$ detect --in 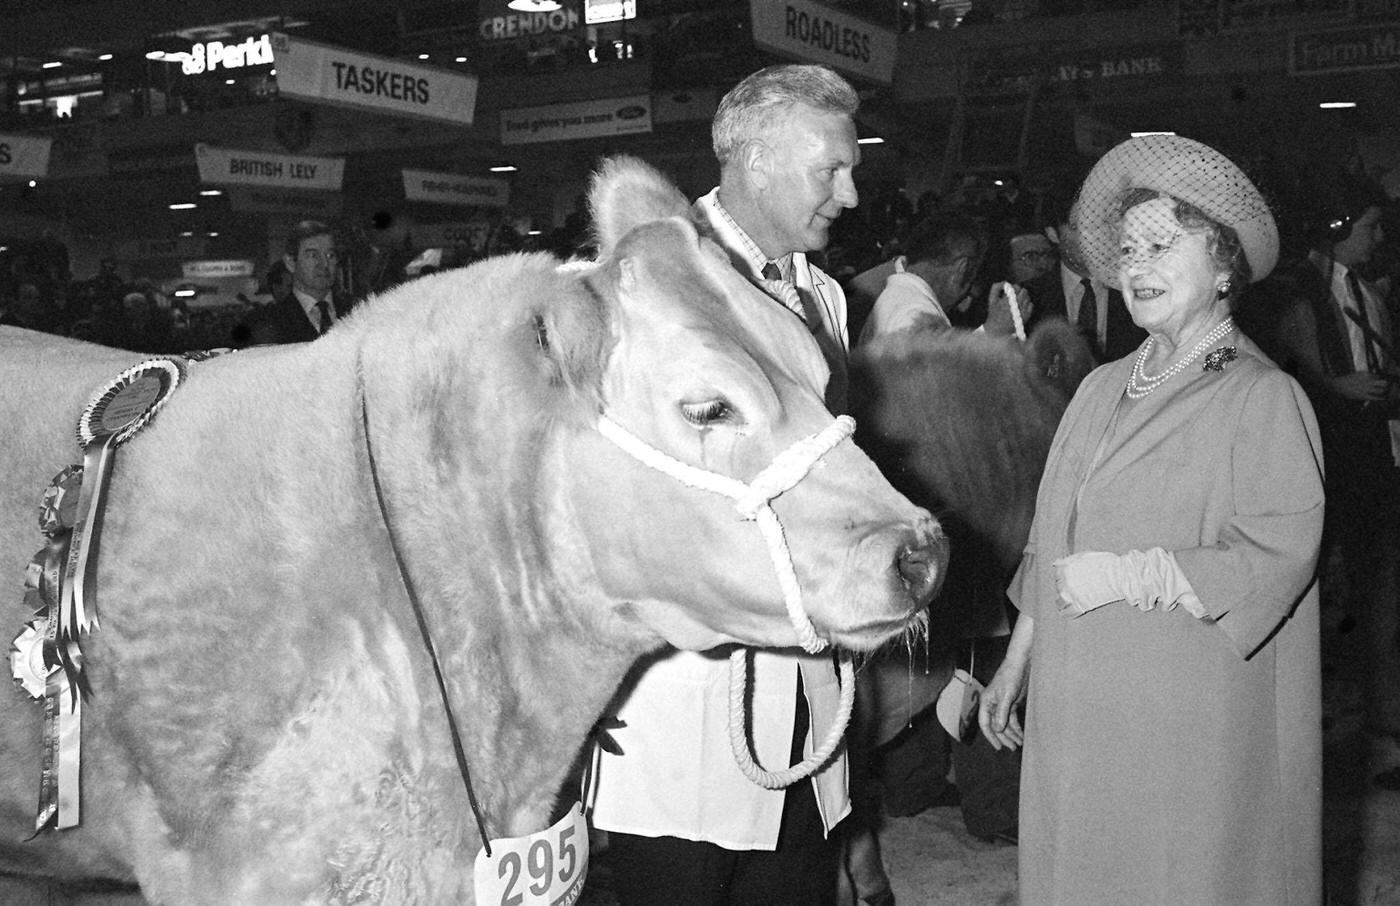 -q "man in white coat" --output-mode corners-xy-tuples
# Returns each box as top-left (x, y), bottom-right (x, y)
(590, 64), (861, 906)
